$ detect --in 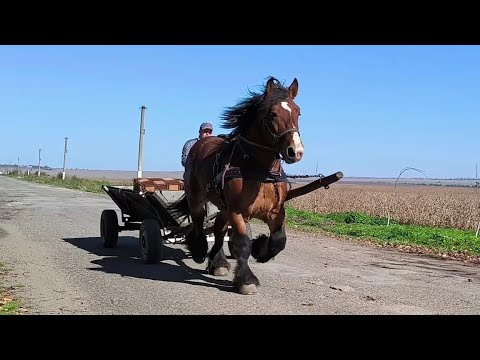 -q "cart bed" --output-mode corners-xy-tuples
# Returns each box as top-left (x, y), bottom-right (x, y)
(102, 185), (189, 229)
